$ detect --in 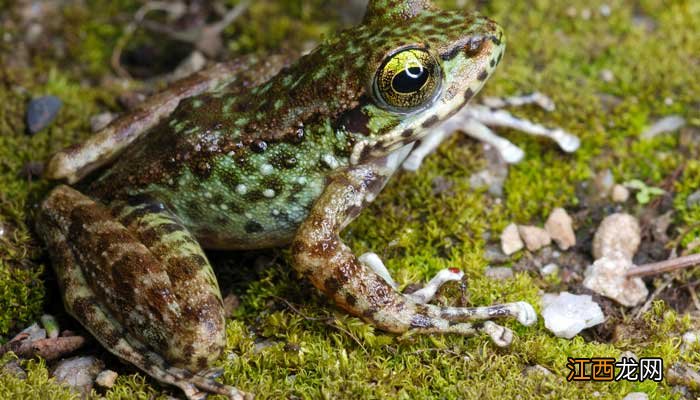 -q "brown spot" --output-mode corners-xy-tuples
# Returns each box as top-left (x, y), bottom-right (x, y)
(345, 293), (357, 306)
(421, 115), (439, 128)
(324, 277), (342, 297)
(477, 69), (489, 81)
(464, 88), (475, 102)
(401, 128), (414, 138)
(197, 356), (209, 369)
